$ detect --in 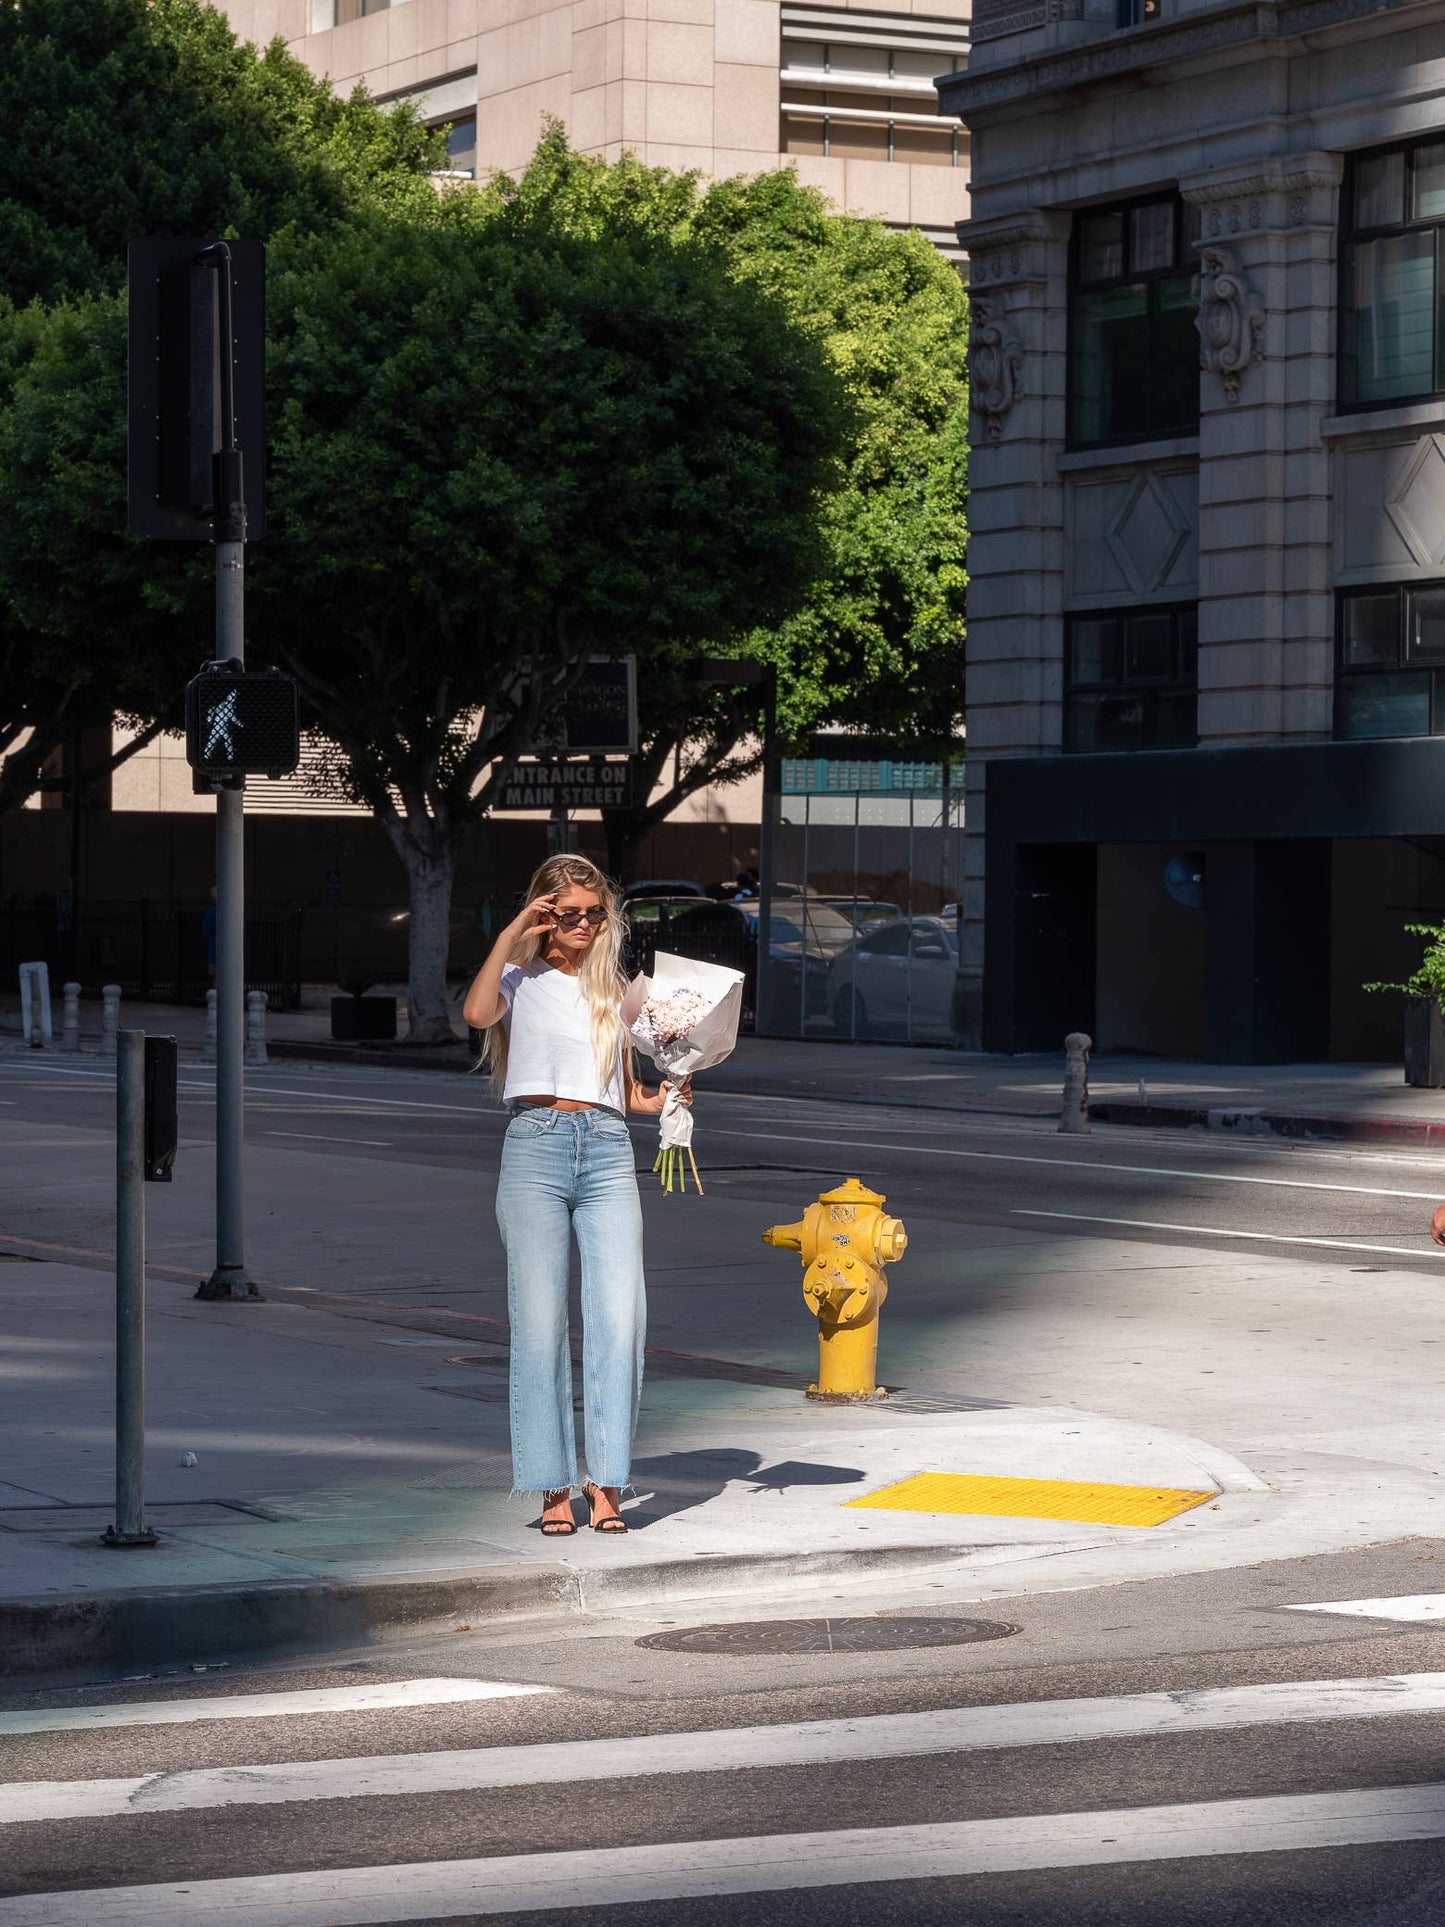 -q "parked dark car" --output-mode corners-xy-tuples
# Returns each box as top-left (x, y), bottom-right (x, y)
(648, 897), (854, 1028)
(618, 879), (705, 905)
